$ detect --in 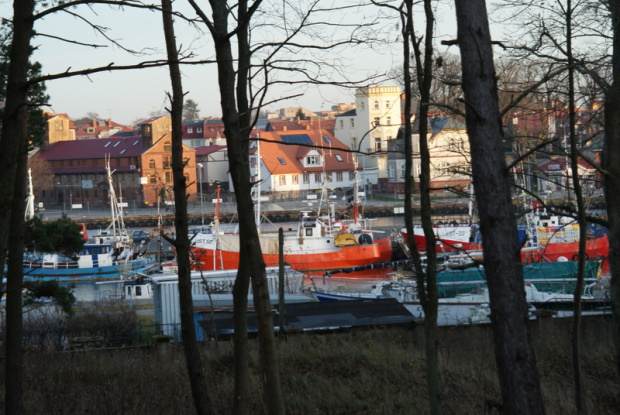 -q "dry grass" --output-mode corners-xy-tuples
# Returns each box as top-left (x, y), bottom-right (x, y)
(1, 316), (618, 414)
